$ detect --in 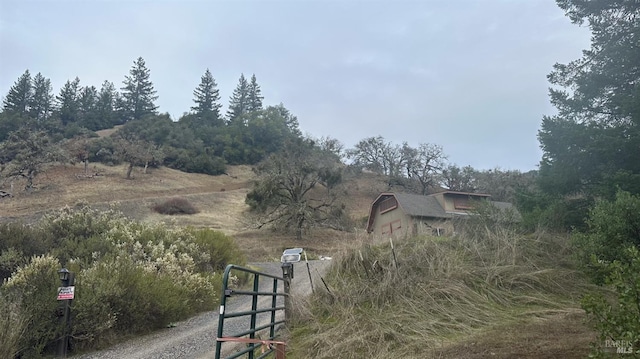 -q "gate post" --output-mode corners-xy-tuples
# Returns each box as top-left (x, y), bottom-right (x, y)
(281, 262), (292, 322)
(280, 247), (303, 323)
